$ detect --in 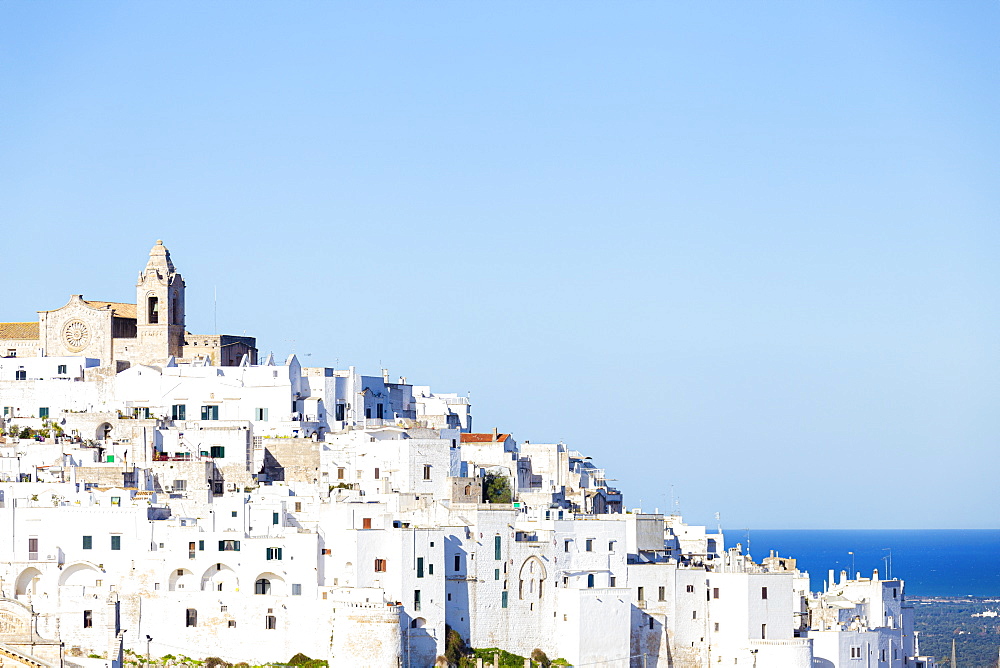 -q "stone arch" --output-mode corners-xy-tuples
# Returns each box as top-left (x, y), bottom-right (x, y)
(168, 567), (196, 591)
(253, 572), (285, 596)
(518, 556), (547, 600)
(96, 422), (113, 441)
(15, 567), (42, 595)
(199, 563), (239, 592)
(58, 562), (102, 587)
(410, 617), (426, 629)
